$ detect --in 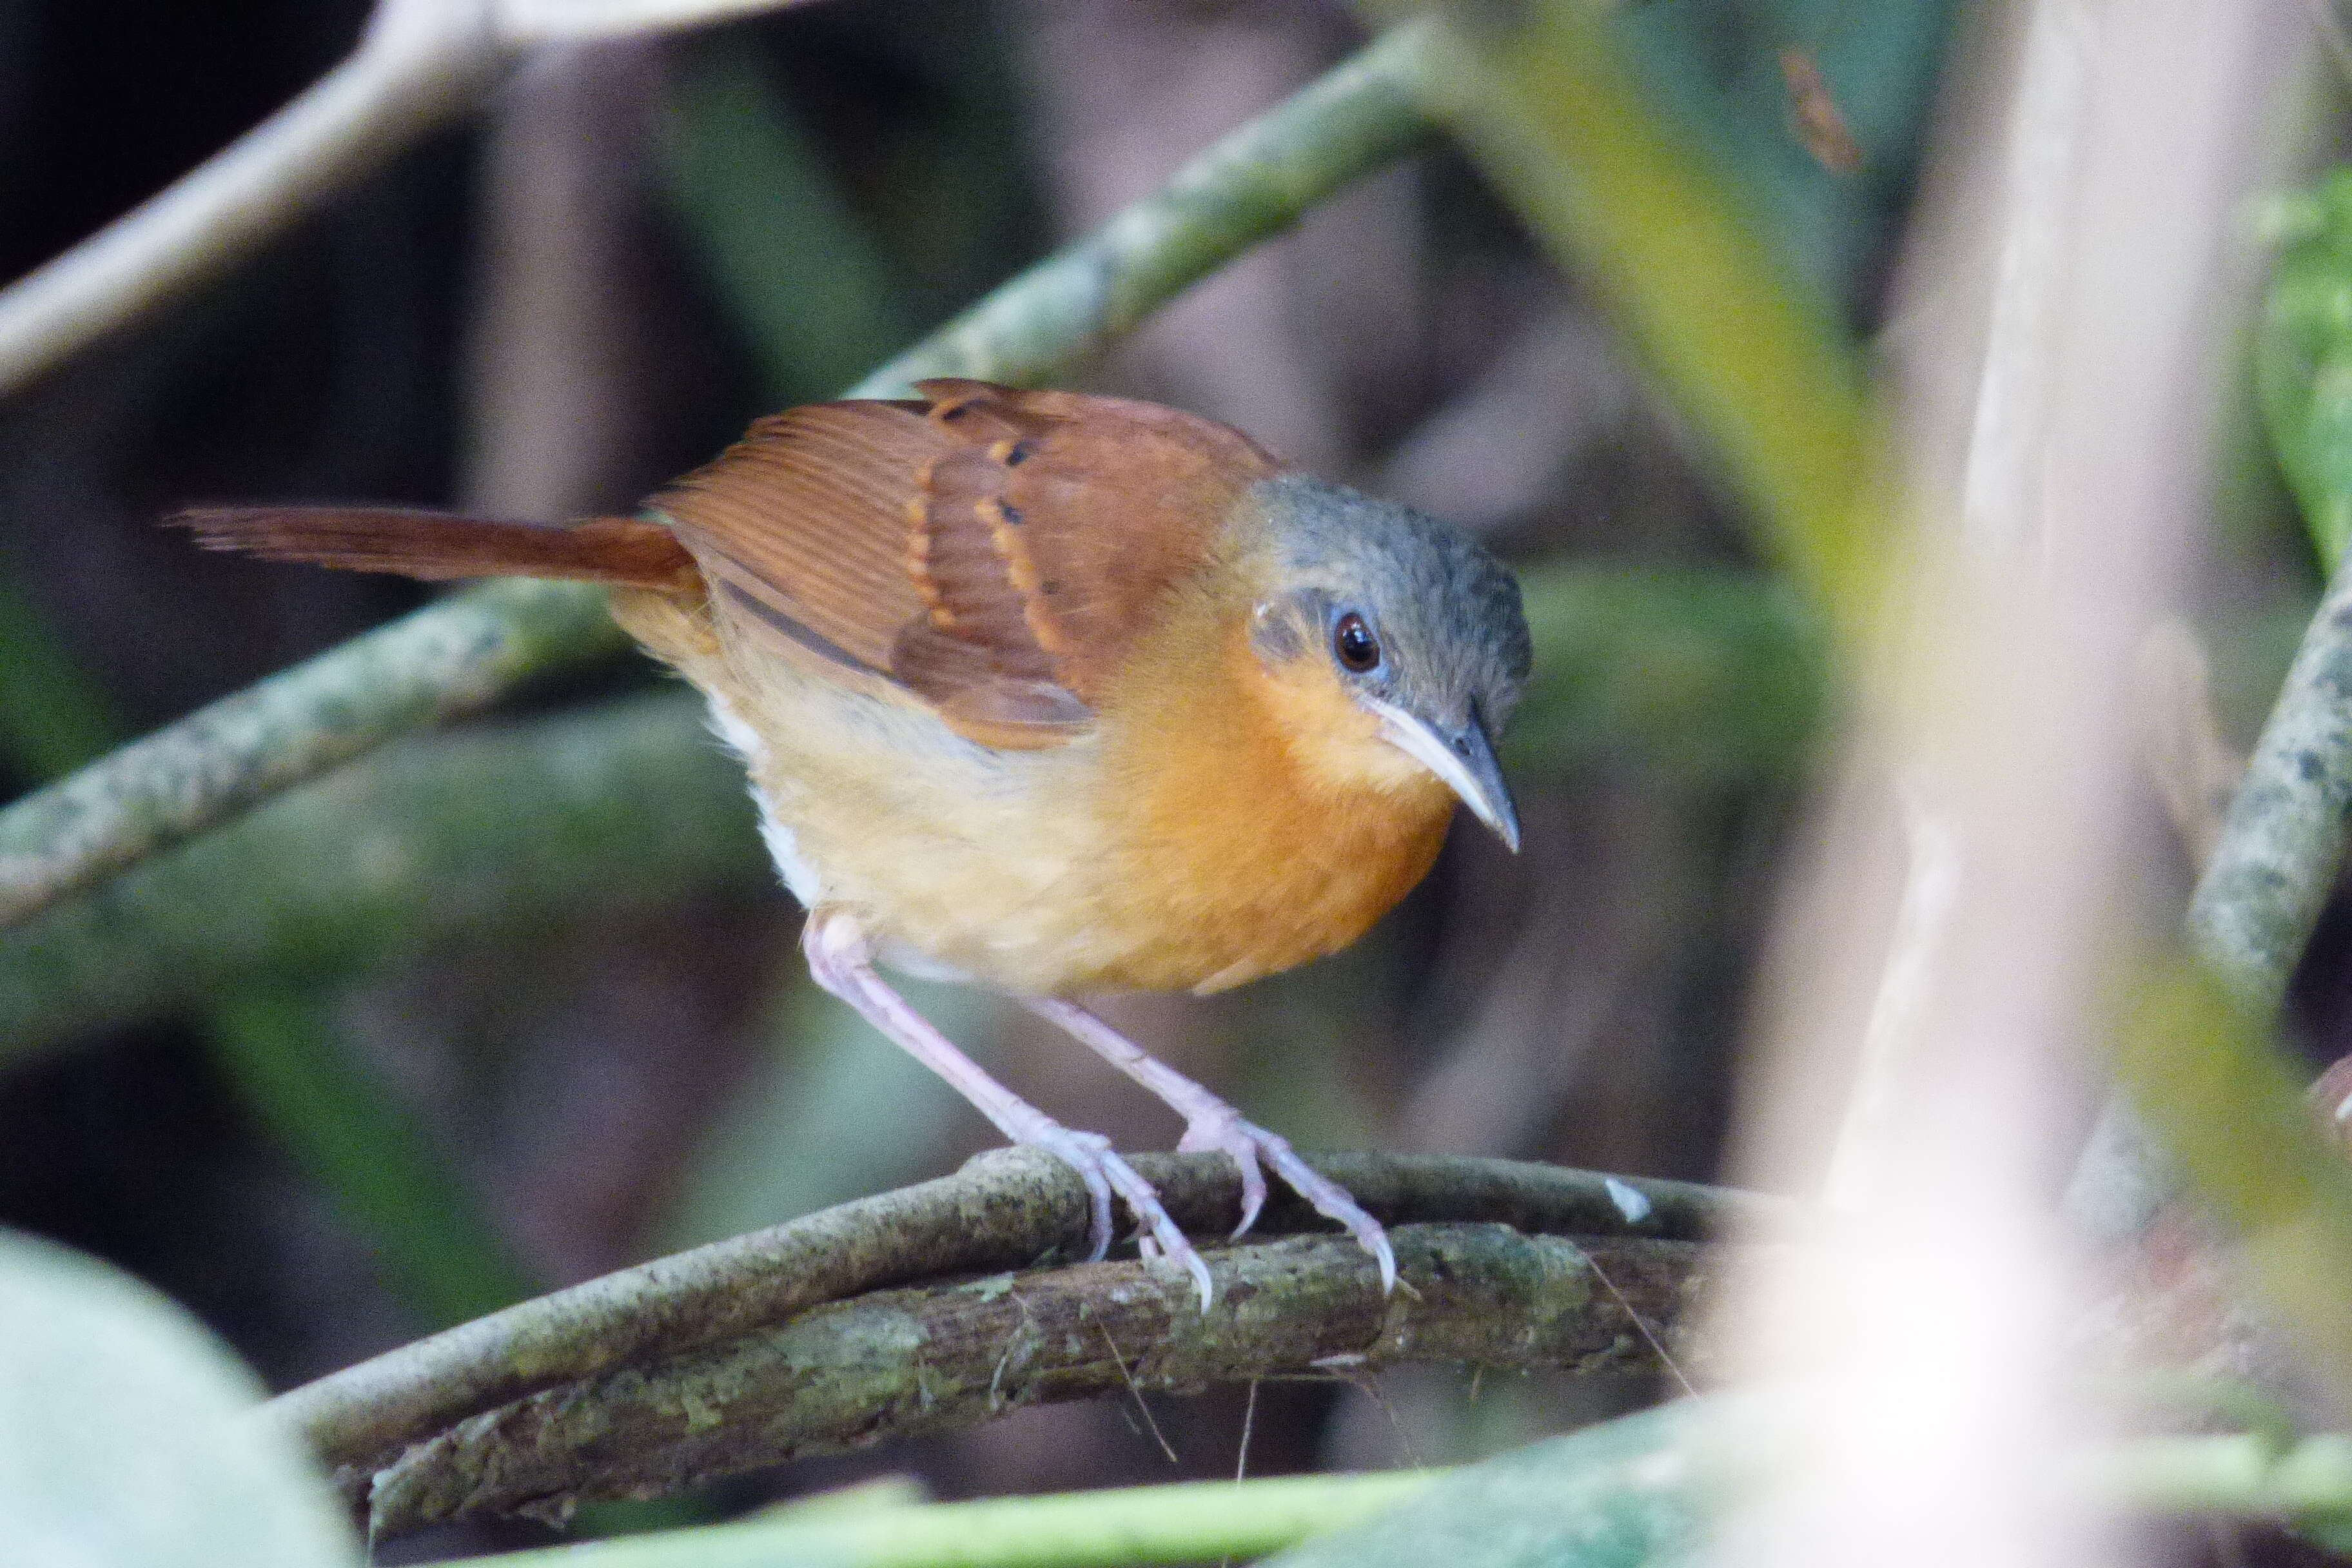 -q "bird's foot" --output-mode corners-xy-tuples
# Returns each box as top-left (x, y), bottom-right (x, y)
(799, 910), (1215, 1309)
(1020, 995), (1399, 1295)
(1017, 1123), (1213, 1309)
(1176, 1109), (1396, 1293)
